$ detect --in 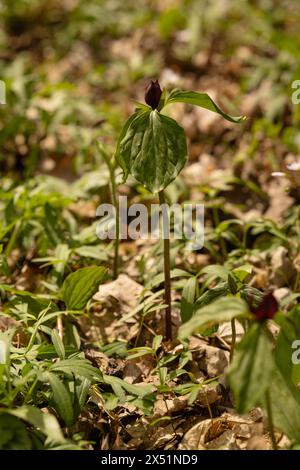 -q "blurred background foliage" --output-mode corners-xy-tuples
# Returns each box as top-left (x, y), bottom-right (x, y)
(1, 0), (300, 177)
